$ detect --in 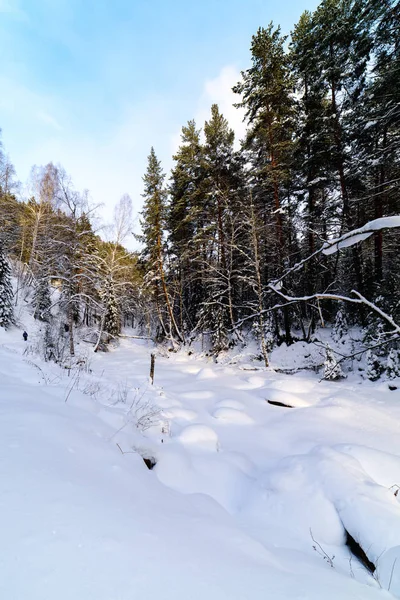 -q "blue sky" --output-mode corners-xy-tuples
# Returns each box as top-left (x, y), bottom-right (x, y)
(0, 0), (320, 229)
